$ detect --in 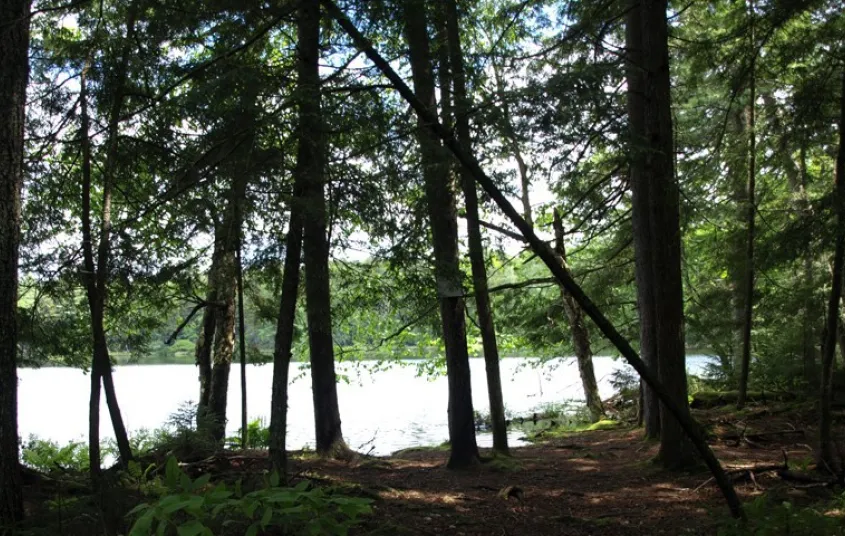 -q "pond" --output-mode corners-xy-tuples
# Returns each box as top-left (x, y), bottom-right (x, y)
(18, 356), (713, 455)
